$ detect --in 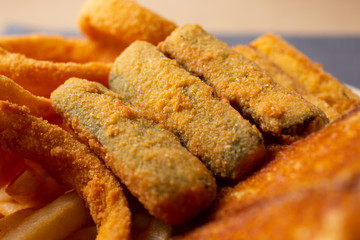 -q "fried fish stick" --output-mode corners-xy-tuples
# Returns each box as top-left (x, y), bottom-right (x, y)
(78, 0), (177, 45)
(0, 34), (128, 63)
(233, 44), (340, 121)
(175, 175), (360, 240)
(250, 33), (360, 114)
(0, 75), (60, 123)
(0, 101), (131, 240)
(51, 78), (216, 224)
(109, 41), (265, 180)
(0, 47), (111, 97)
(159, 24), (328, 143)
(211, 106), (360, 221)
